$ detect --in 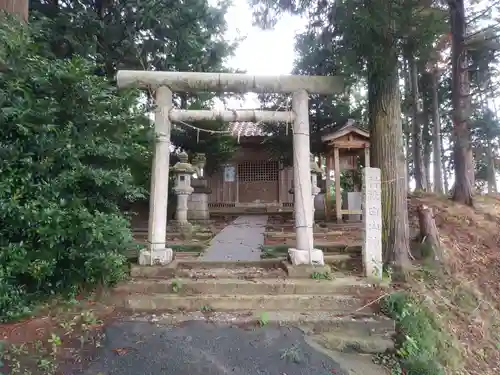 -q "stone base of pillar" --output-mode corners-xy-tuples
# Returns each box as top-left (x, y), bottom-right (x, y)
(287, 248), (325, 266)
(139, 248), (173, 265)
